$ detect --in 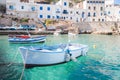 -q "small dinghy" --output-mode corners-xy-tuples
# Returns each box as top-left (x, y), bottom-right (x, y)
(19, 43), (88, 67)
(8, 35), (46, 43)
